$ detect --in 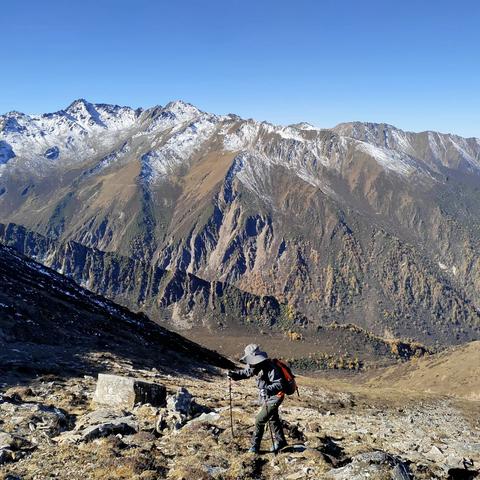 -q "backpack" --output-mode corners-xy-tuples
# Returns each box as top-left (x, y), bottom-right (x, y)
(273, 359), (299, 396)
